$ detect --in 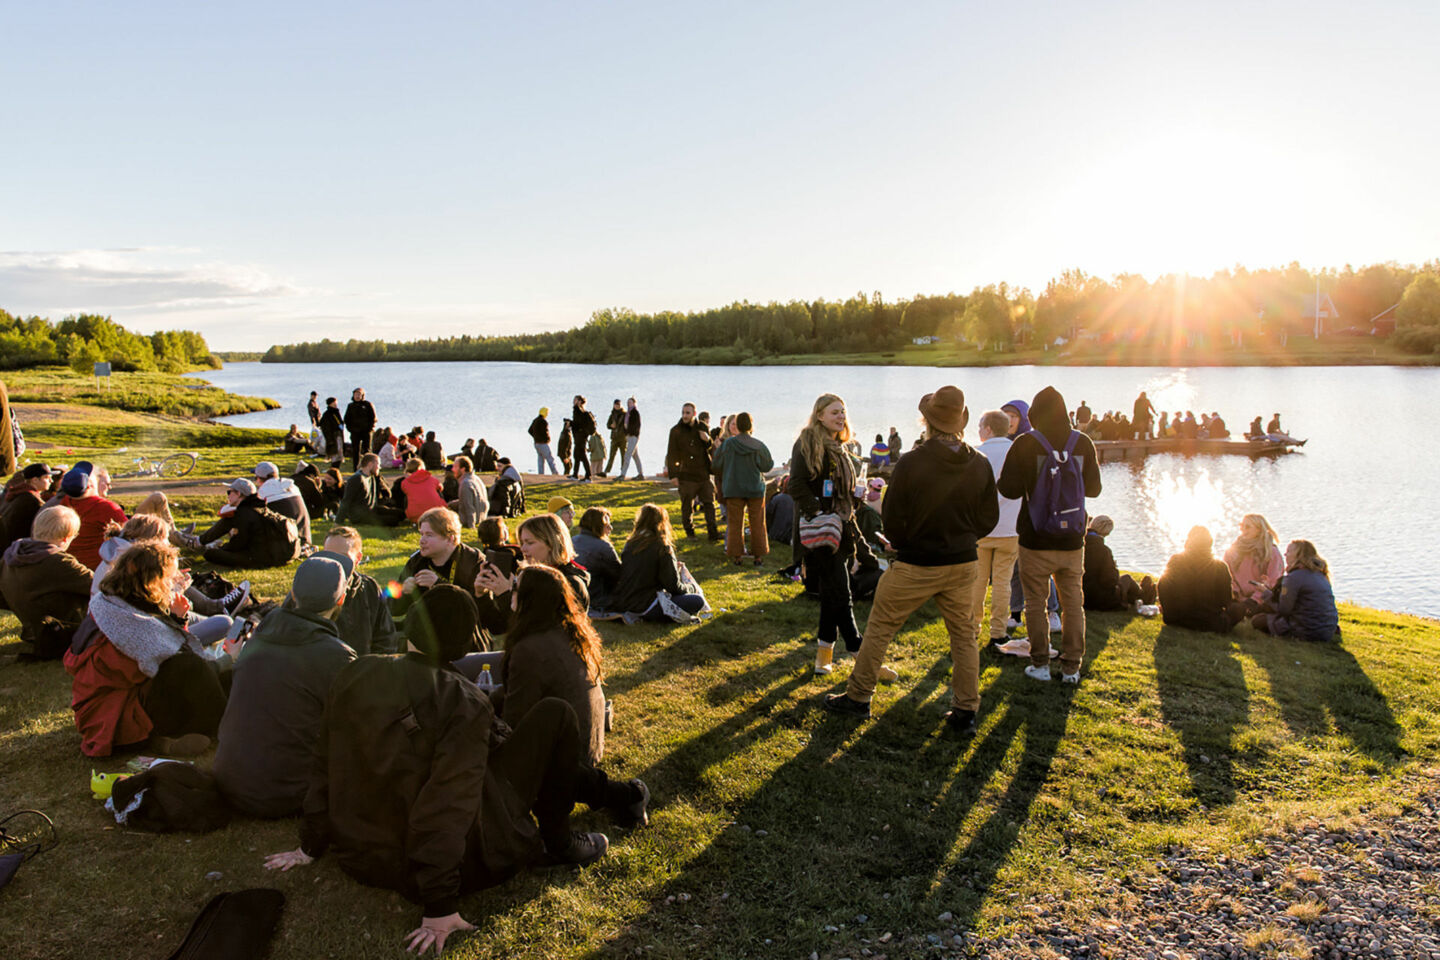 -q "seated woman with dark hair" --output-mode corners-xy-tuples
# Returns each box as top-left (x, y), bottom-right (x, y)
(612, 503), (706, 622)
(64, 540), (228, 757)
(1158, 526), (1240, 633)
(1252, 539), (1340, 642)
(572, 507), (622, 611)
(1081, 515), (1156, 611)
